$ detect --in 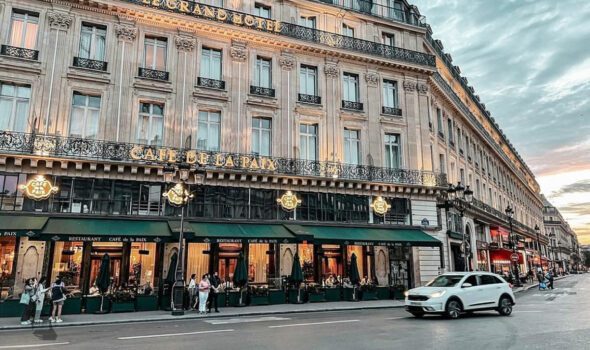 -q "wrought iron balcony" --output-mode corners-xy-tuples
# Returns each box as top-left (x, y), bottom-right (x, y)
(298, 94), (321, 105)
(250, 85), (276, 98)
(315, 0), (424, 28)
(73, 57), (108, 71)
(197, 77), (225, 90)
(0, 130), (447, 188)
(382, 106), (402, 116)
(342, 100), (363, 111)
(138, 67), (169, 81)
(0, 45), (38, 61)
